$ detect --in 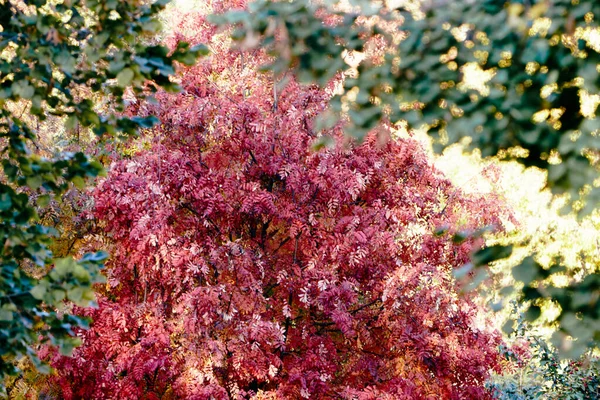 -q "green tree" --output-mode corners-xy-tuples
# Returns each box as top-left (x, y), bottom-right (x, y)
(212, 0), (600, 356)
(0, 0), (205, 384)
